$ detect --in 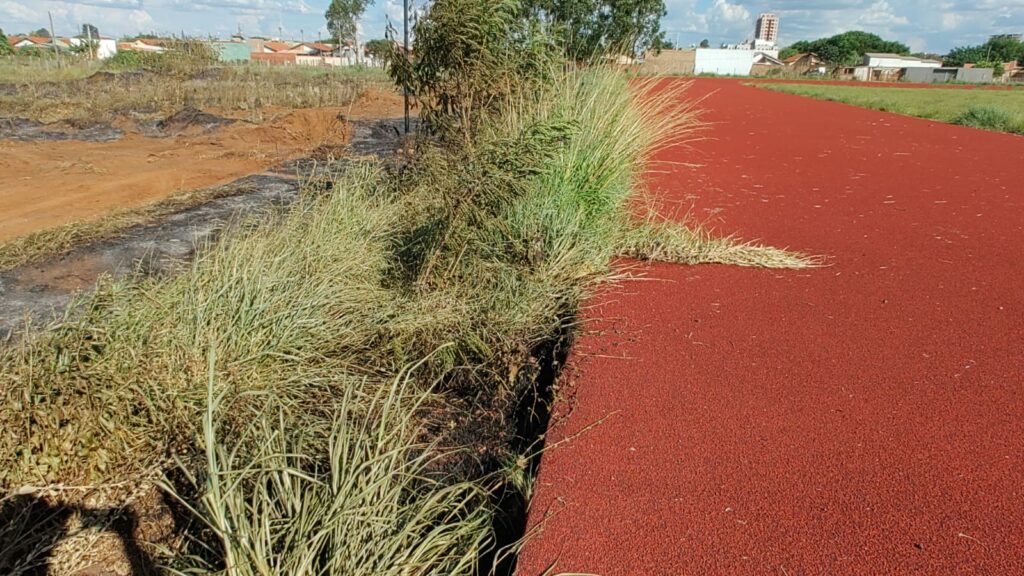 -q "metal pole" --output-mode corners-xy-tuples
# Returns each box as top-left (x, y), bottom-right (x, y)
(403, 0), (410, 134)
